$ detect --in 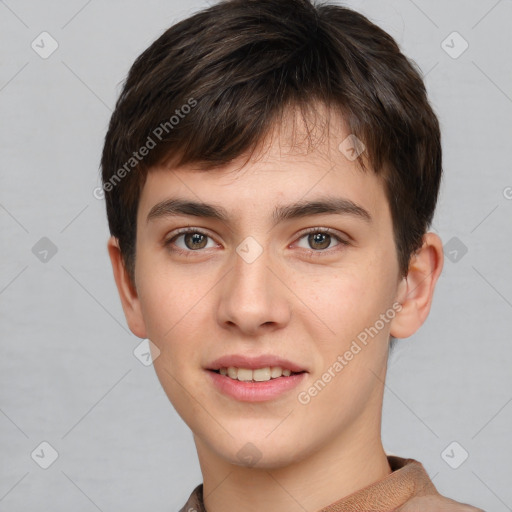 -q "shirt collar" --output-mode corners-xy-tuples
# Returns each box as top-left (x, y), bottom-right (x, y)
(179, 455), (439, 512)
